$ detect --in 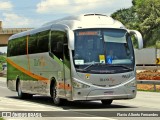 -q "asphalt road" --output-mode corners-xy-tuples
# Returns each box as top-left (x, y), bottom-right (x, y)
(0, 77), (160, 120)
